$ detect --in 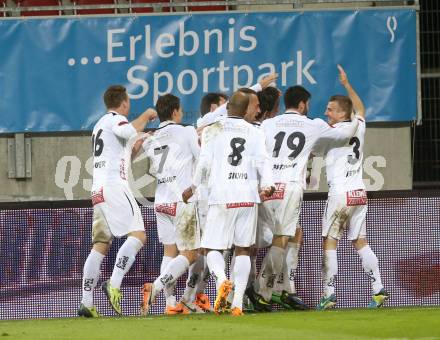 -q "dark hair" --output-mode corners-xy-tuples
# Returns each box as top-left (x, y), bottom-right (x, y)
(199, 93), (228, 116)
(284, 86), (311, 109)
(257, 87), (280, 119)
(103, 85), (128, 109)
(156, 94), (181, 122)
(329, 95), (353, 119)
